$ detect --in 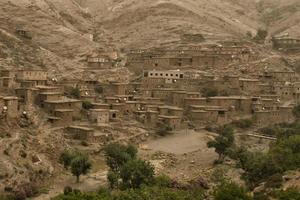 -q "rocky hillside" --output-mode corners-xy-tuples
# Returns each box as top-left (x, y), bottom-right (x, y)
(0, 0), (299, 73)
